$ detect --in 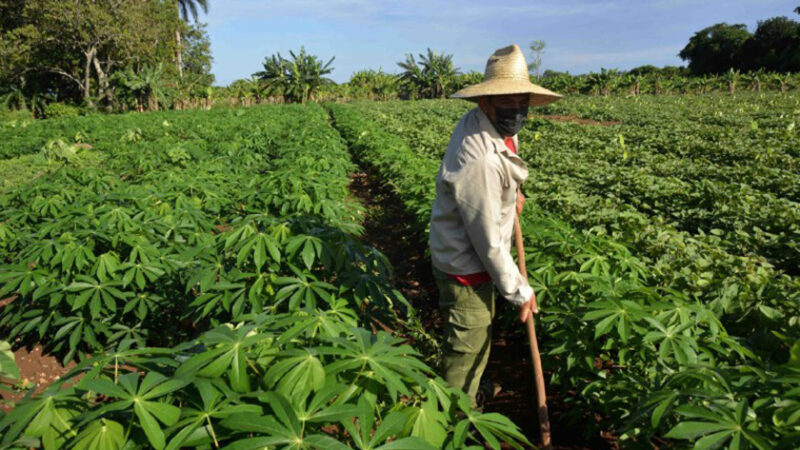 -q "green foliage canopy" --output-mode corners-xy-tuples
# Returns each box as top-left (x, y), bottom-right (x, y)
(679, 23), (752, 75)
(254, 46), (335, 104)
